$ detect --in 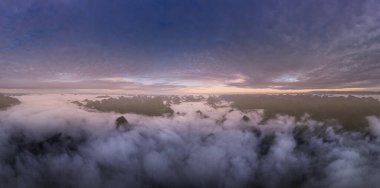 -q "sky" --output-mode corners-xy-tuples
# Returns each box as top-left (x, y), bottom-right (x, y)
(0, 0), (380, 94)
